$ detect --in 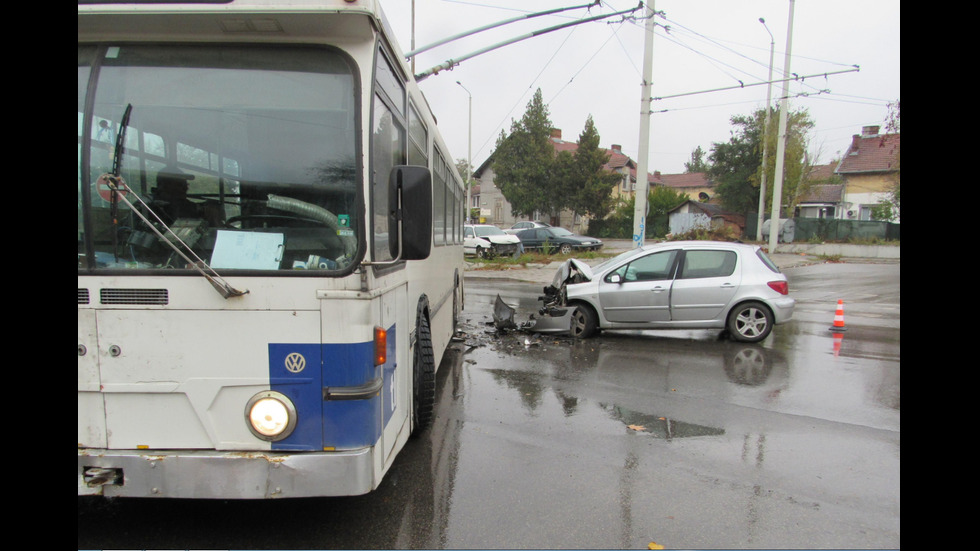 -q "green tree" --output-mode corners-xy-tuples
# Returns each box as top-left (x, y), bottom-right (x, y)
(873, 99), (900, 221)
(565, 116), (621, 219)
(597, 186), (687, 238)
(709, 106), (813, 216)
(684, 145), (710, 173)
(647, 185), (689, 236)
(492, 89), (563, 218)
